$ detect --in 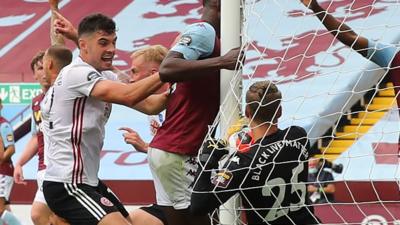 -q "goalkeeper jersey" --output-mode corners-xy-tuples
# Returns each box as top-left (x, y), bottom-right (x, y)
(191, 126), (320, 225)
(41, 57), (116, 186)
